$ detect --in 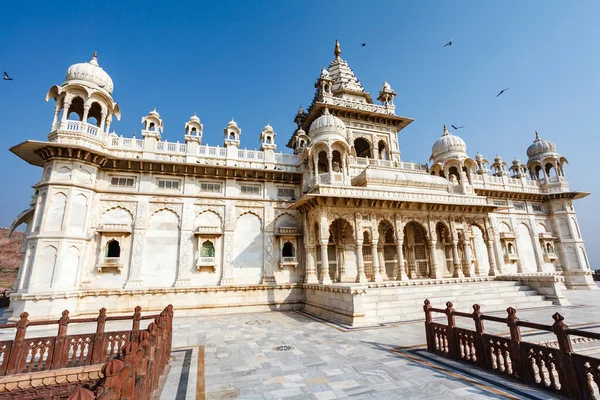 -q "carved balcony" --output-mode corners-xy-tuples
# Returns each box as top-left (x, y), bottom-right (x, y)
(196, 256), (216, 271)
(96, 257), (123, 274)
